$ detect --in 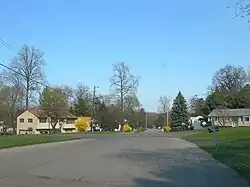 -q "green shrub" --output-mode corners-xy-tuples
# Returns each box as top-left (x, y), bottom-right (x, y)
(136, 127), (145, 132)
